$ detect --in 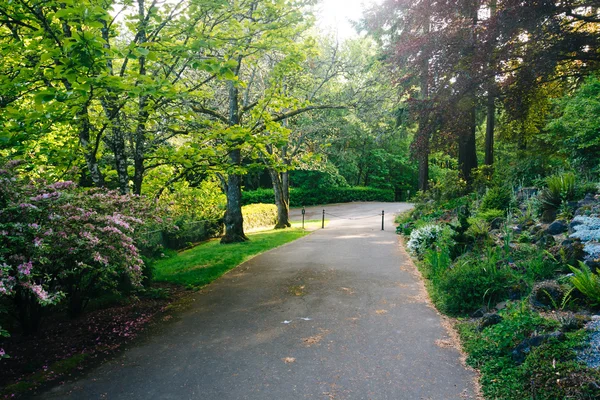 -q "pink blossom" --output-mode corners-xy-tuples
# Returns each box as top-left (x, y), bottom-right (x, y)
(33, 237), (43, 247)
(28, 223), (40, 229)
(93, 252), (108, 265)
(0, 348), (5, 357)
(19, 203), (38, 209)
(17, 261), (33, 275)
(48, 181), (75, 190)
